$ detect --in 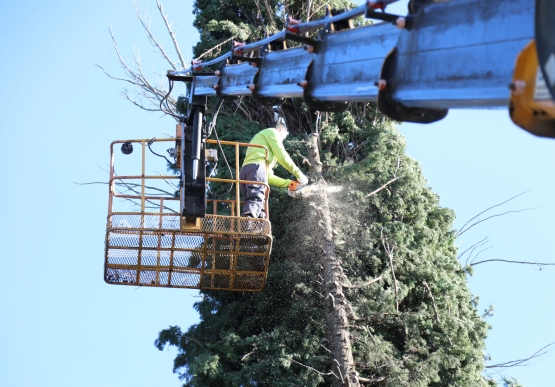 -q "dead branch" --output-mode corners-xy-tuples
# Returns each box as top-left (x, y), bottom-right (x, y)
(348, 138), (372, 160)
(343, 275), (382, 289)
(118, 185), (178, 213)
(73, 181), (176, 197)
(156, 0), (186, 68)
(134, 0), (177, 69)
(457, 236), (488, 261)
(422, 281), (441, 324)
(98, 24), (178, 119)
(120, 196), (178, 214)
(471, 259), (555, 267)
(75, 180), (178, 213)
(261, 0), (278, 30)
(481, 305), (494, 319)
(195, 36), (236, 61)
(348, 324), (368, 331)
(457, 191), (532, 237)
(122, 88), (162, 112)
(307, 2), (328, 22)
(468, 246), (494, 266)
(345, 302), (361, 321)
(364, 177), (399, 199)
(358, 375), (386, 383)
(287, 358), (338, 378)
(233, 98), (255, 121)
(95, 63), (139, 86)
(160, 176), (179, 190)
(241, 351), (256, 361)
(334, 359), (345, 384)
(485, 342), (555, 368)
(381, 229), (399, 312)
(458, 207), (540, 237)
(458, 191), (529, 233)
(183, 335), (205, 350)
(299, 155), (313, 170)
